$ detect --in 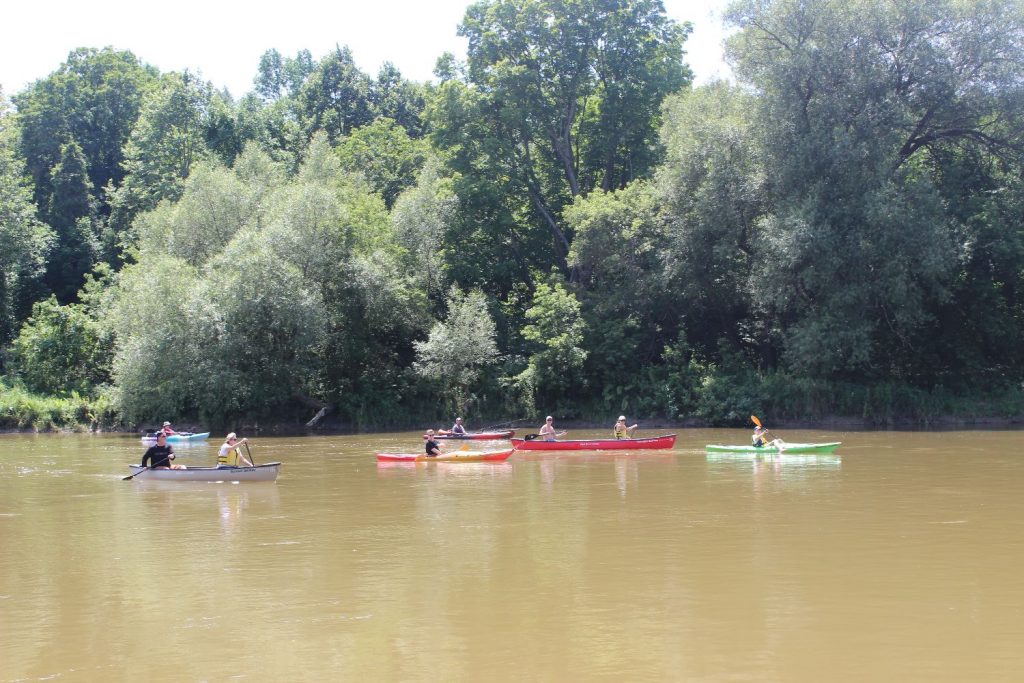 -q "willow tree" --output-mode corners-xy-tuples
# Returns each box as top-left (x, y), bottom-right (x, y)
(724, 0), (1024, 381)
